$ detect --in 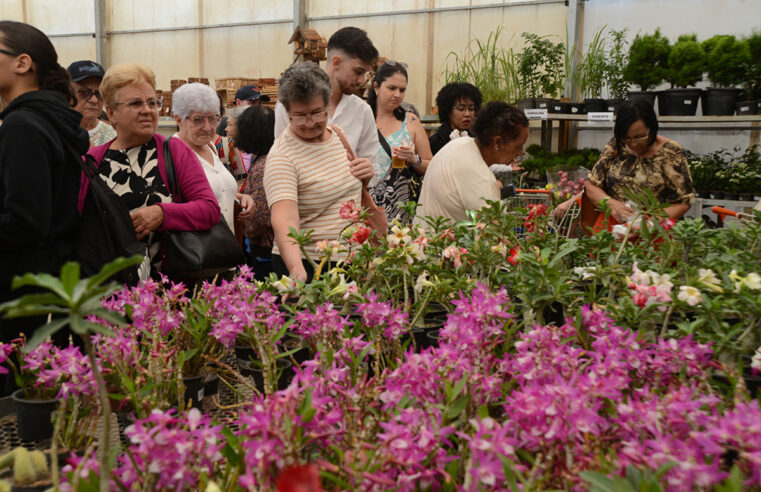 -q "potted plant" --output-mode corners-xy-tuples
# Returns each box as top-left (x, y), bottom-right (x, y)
(659, 34), (704, 116)
(517, 32), (565, 110)
(738, 33), (761, 115)
(702, 34), (751, 115)
(0, 447), (51, 491)
(604, 28), (630, 113)
(579, 27), (609, 112)
(623, 28), (670, 106)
